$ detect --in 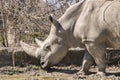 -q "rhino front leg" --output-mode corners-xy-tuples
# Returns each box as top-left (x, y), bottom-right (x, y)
(73, 51), (94, 79)
(85, 42), (106, 76)
(78, 51), (94, 75)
